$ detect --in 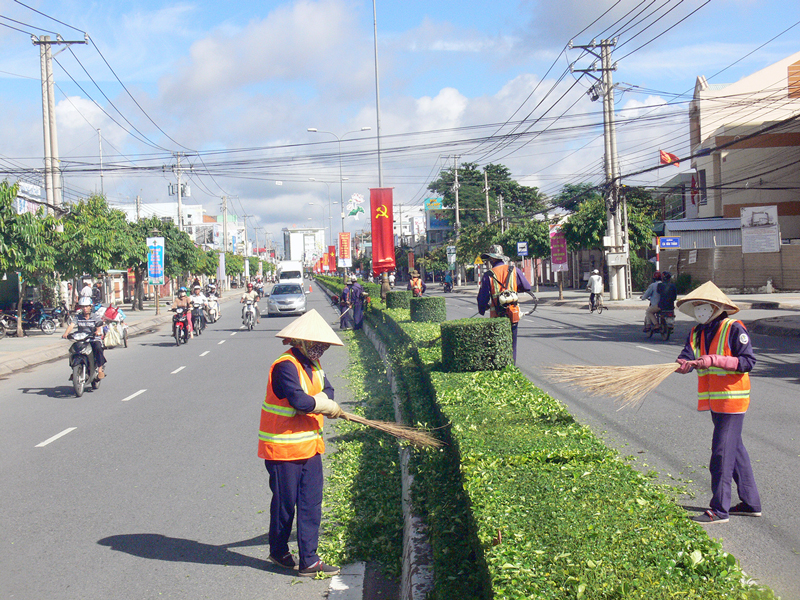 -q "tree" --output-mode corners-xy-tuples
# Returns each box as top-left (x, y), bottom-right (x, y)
(225, 253), (244, 278)
(494, 220), (550, 261)
(0, 181), (59, 336)
(455, 222), (500, 265)
(561, 194), (655, 252)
